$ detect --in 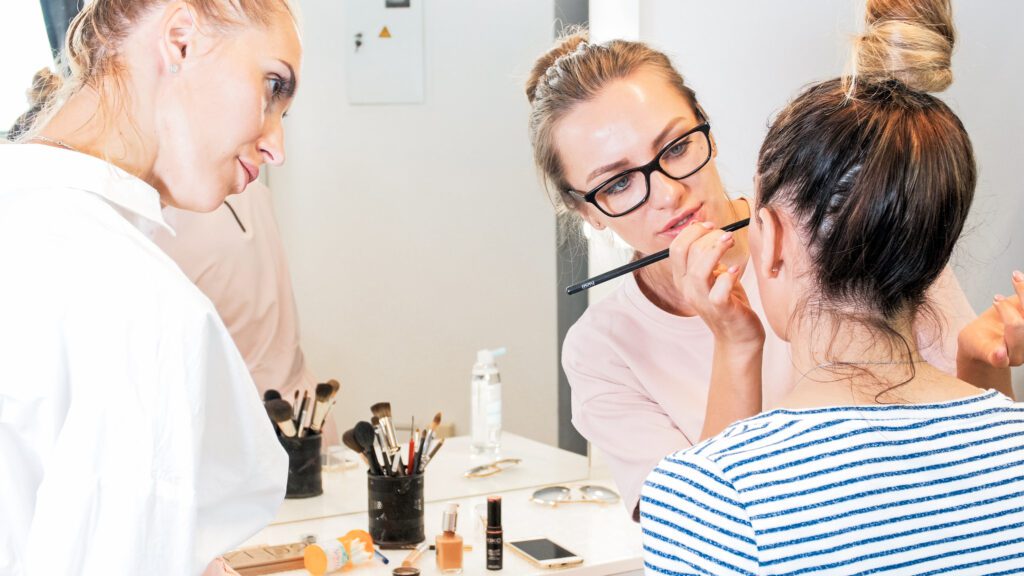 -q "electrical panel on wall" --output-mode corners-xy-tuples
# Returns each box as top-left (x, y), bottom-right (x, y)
(344, 0), (425, 104)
